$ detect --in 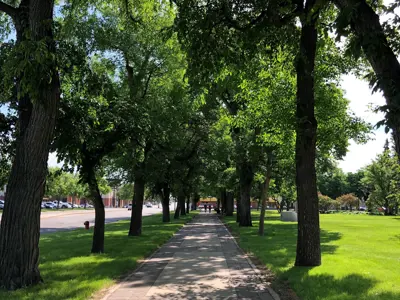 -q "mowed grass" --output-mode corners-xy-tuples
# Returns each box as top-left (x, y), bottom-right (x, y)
(0, 212), (197, 300)
(225, 211), (400, 300)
